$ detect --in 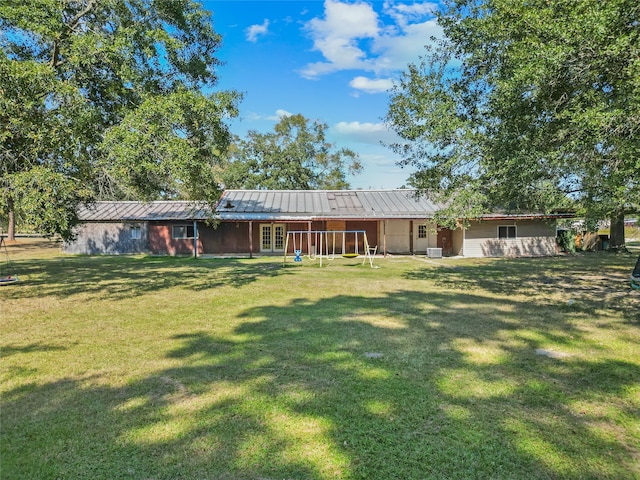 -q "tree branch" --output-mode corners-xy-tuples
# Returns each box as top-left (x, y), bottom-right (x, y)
(49, 0), (98, 68)
(67, 0), (98, 33)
